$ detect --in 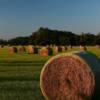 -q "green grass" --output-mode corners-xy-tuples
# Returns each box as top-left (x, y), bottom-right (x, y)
(0, 46), (99, 100)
